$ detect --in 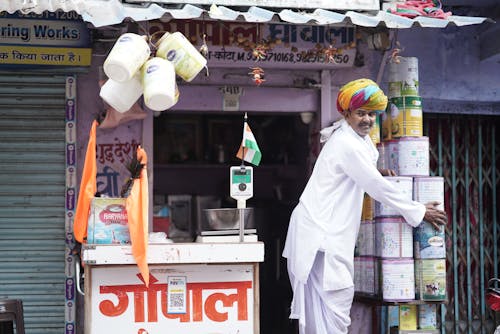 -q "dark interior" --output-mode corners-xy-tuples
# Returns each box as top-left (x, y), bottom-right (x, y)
(153, 112), (311, 333)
